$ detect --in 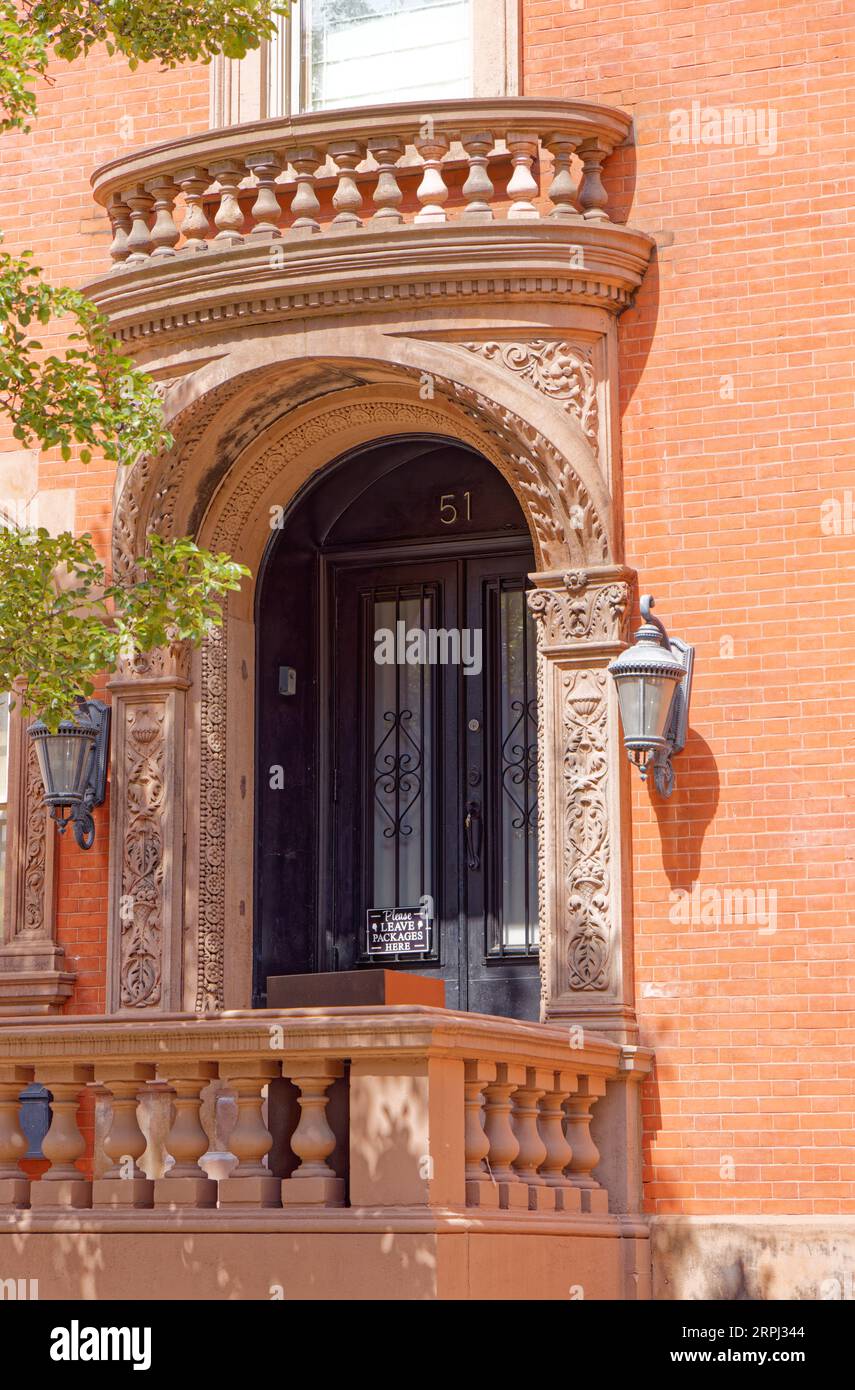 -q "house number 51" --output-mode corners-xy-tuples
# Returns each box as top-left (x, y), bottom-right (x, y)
(439, 492), (472, 524)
